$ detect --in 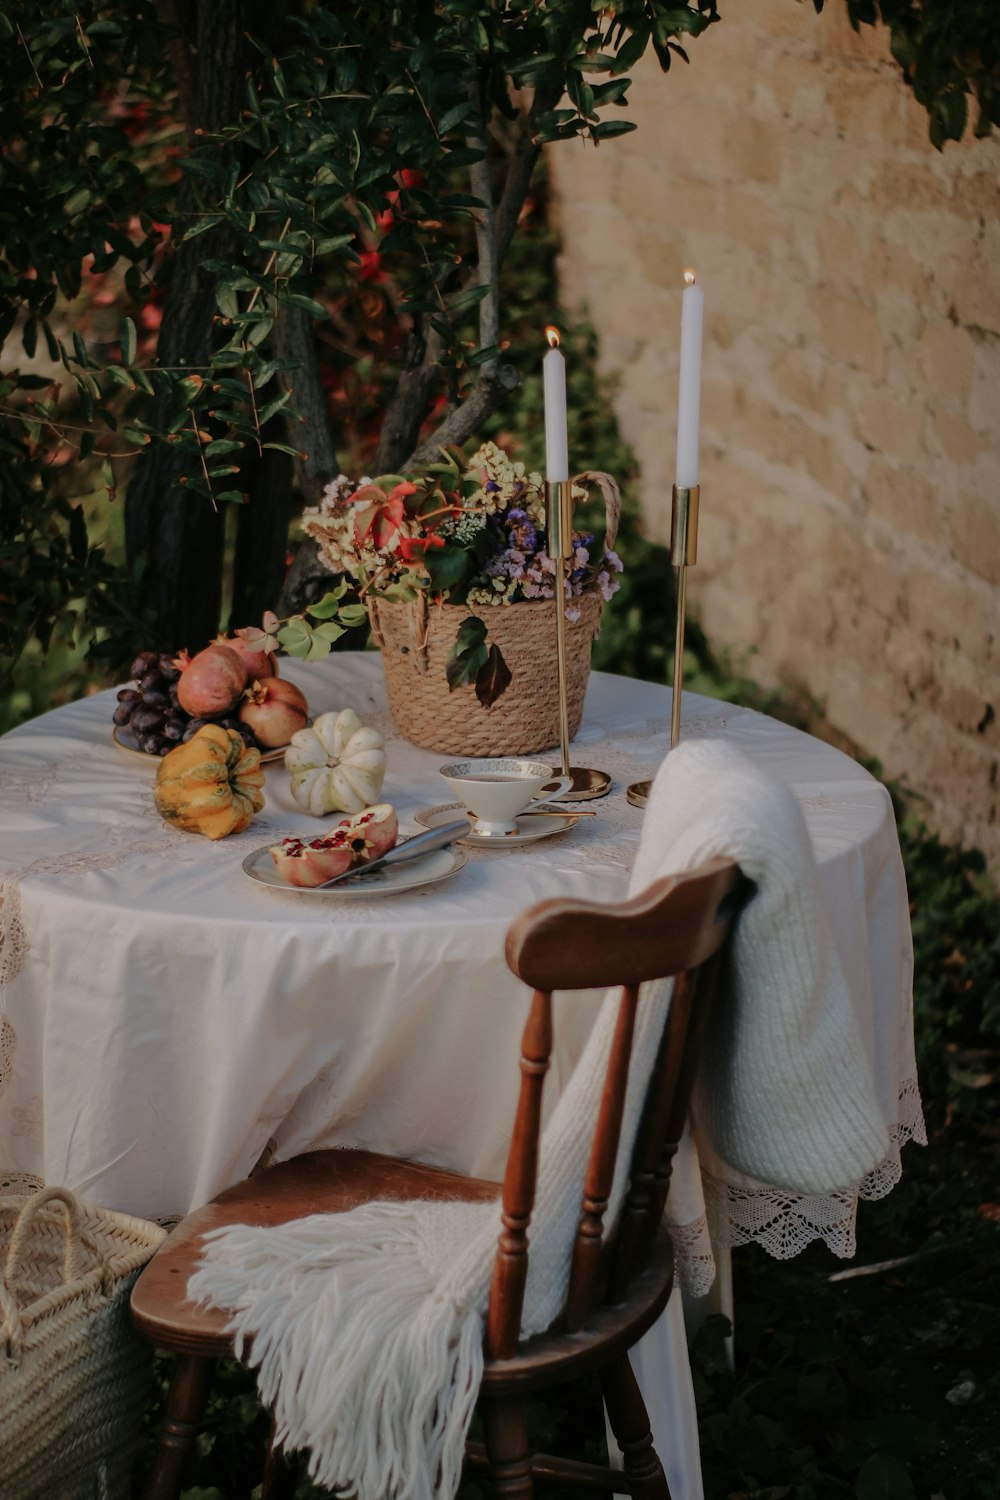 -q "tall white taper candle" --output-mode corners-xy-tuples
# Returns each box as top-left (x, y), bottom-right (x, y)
(543, 326), (569, 483)
(675, 271), (704, 488)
